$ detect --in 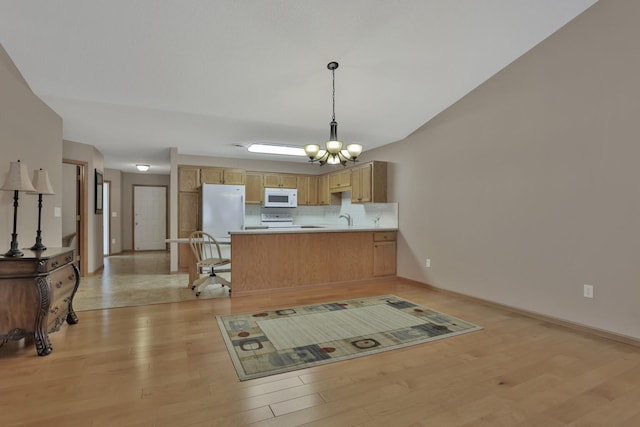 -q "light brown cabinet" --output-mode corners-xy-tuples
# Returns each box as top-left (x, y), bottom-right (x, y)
(263, 173), (297, 188)
(328, 169), (351, 192)
(373, 231), (396, 276)
(178, 166), (200, 192)
(352, 161), (387, 203)
(178, 192), (199, 238)
(245, 172), (264, 205)
(297, 175), (319, 205)
(201, 167), (246, 185)
(317, 174), (331, 205)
